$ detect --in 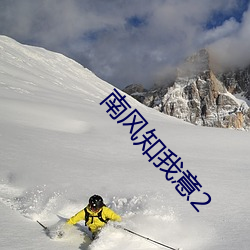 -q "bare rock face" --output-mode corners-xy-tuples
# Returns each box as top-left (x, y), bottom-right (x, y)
(123, 49), (250, 130)
(122, 84), (147, 103)
(218, 66), (250, 99)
